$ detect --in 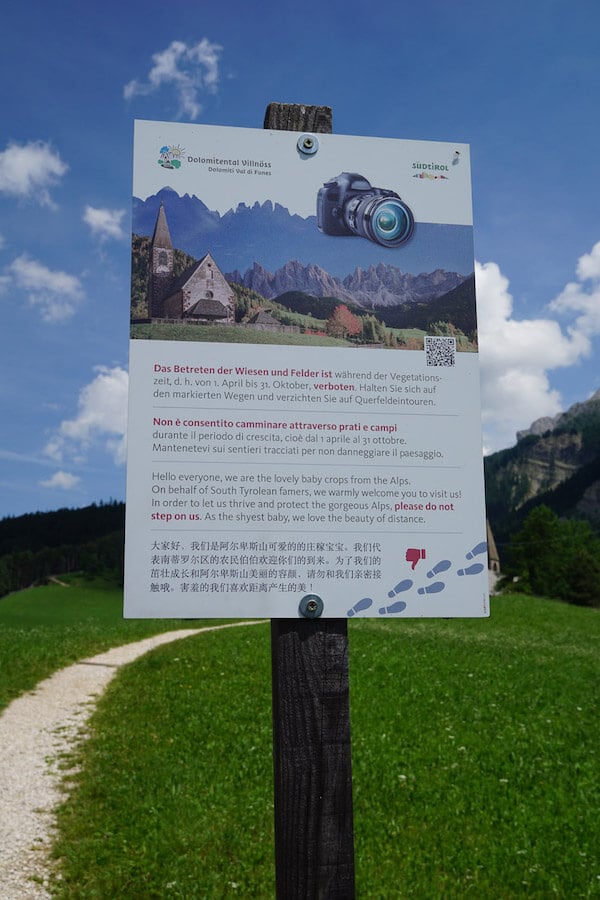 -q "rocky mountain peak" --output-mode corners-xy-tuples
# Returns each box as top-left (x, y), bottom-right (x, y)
(229, 259), (465, 309)
(485, 388), (600, 543)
